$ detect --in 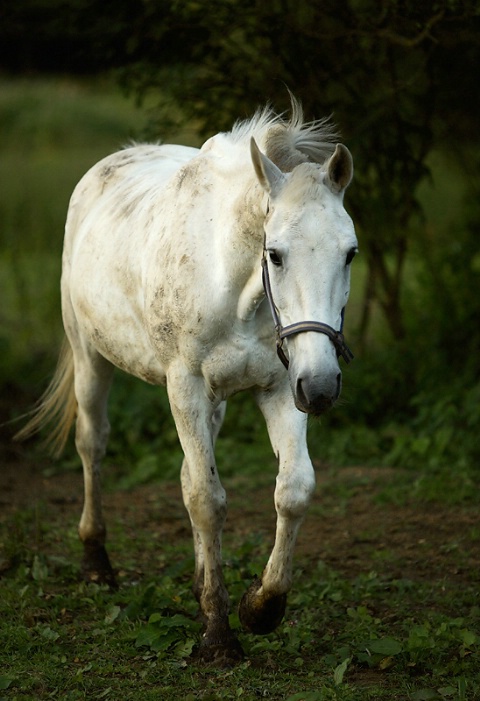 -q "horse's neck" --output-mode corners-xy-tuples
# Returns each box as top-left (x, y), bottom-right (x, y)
(216, 163), (266, 321)
(236, 264), (265, 321)
(174, 138), (266, 323)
